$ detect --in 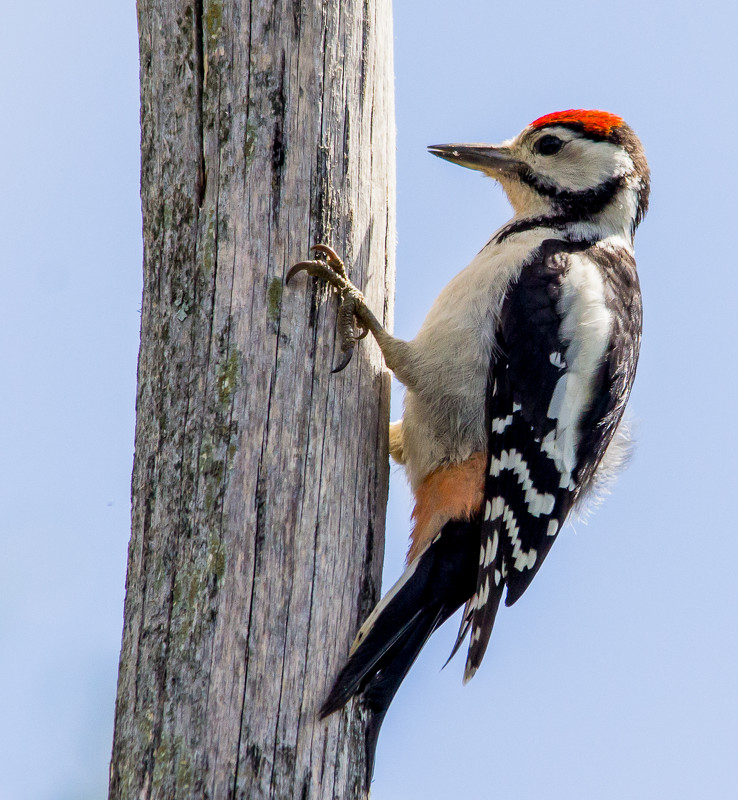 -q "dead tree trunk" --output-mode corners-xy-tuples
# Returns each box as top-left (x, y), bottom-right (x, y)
(109, 0), (395, 797)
